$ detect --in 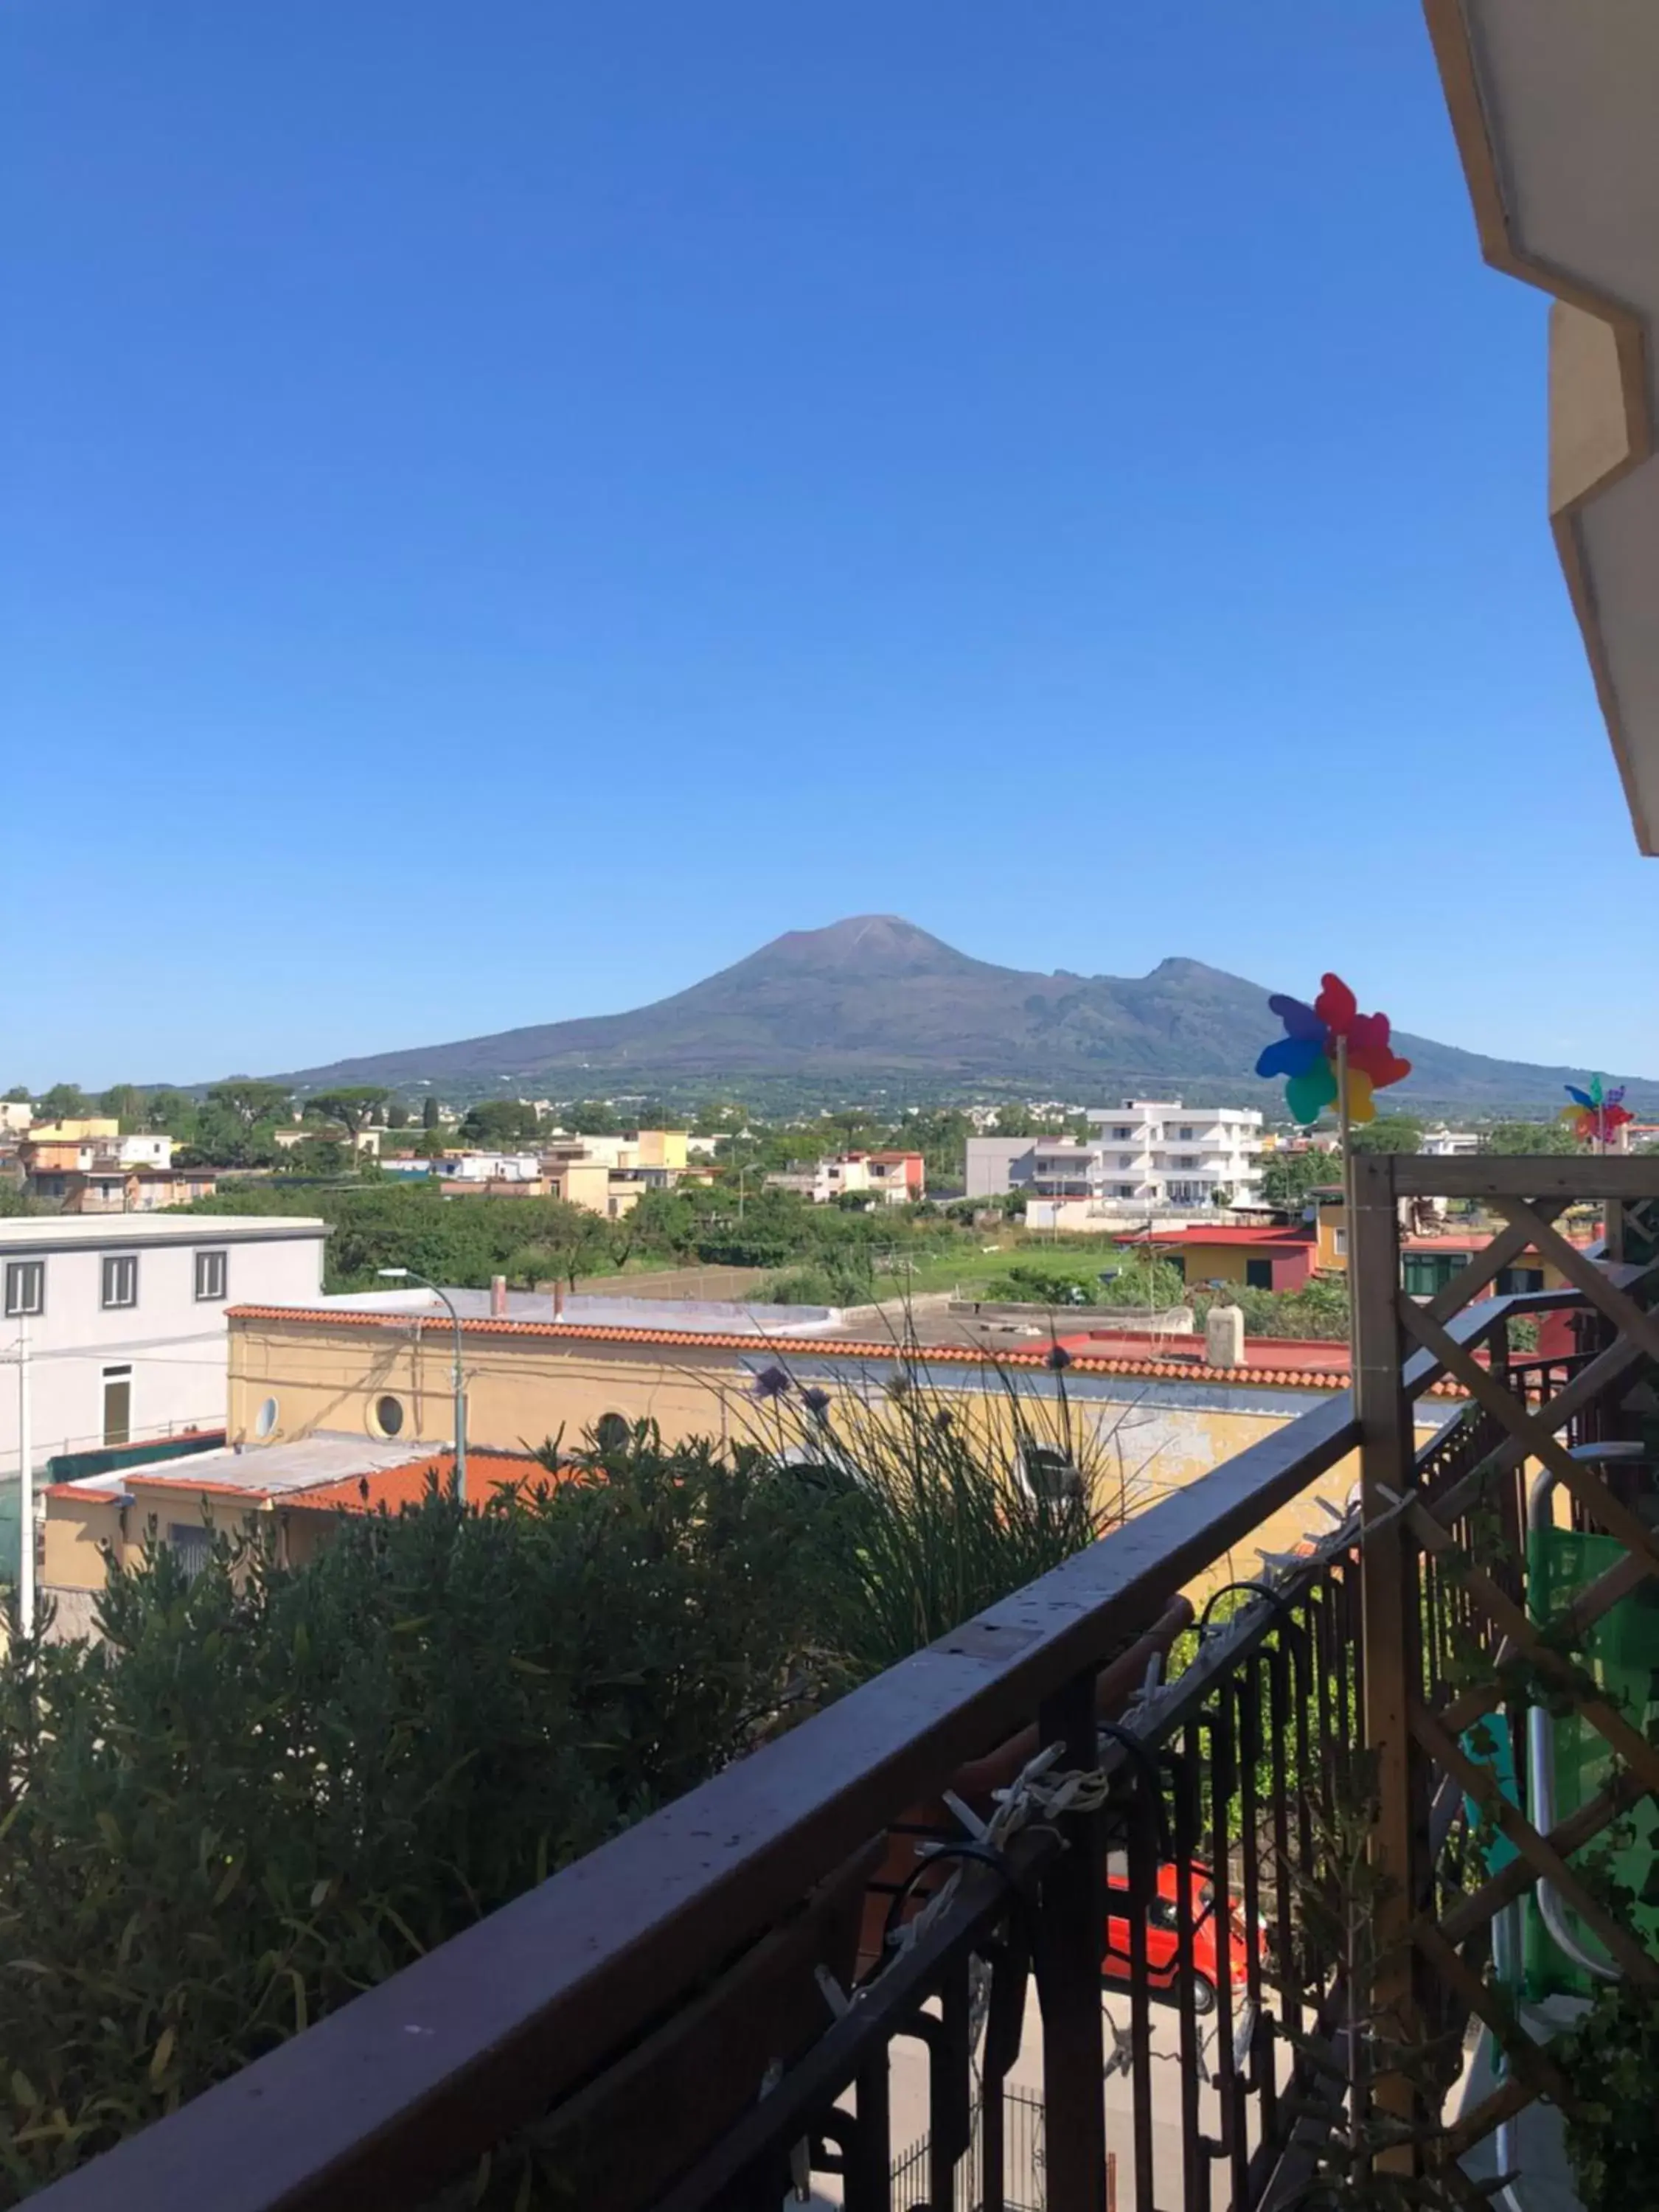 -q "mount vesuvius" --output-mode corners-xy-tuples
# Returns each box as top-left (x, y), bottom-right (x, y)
(269, 917), (1658, 1110)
